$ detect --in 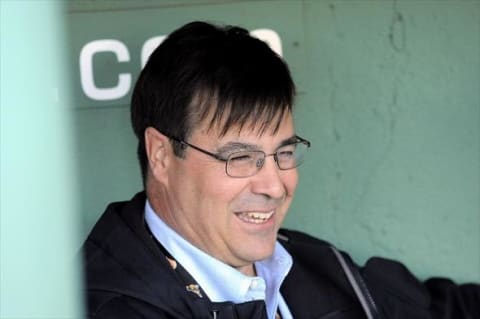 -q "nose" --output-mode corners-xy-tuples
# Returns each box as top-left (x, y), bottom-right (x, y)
(250, 155), (286, 199)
